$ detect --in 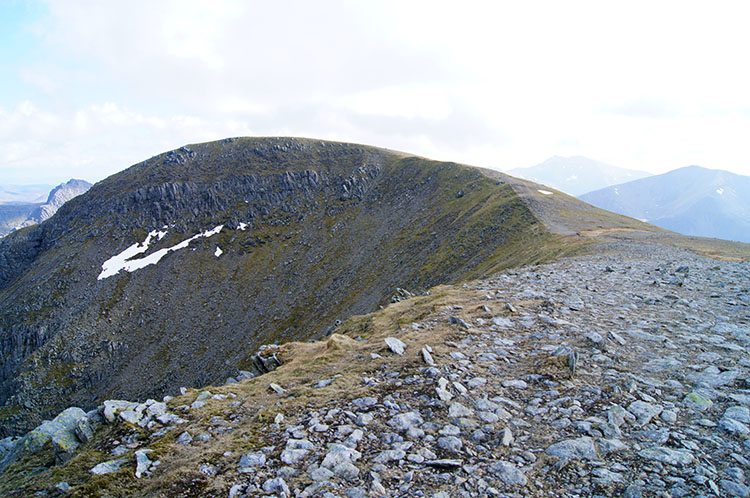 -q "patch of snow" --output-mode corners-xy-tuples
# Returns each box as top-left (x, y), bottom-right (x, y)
(639, 218), (648, 223)
(537, 189), (554, 195)
(716, 188), (724, 195)
(614, 187), (620, 196)
(215, 247), (223, 257)
(238, 222), (247, 231)
(98, 226), (223, 280)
